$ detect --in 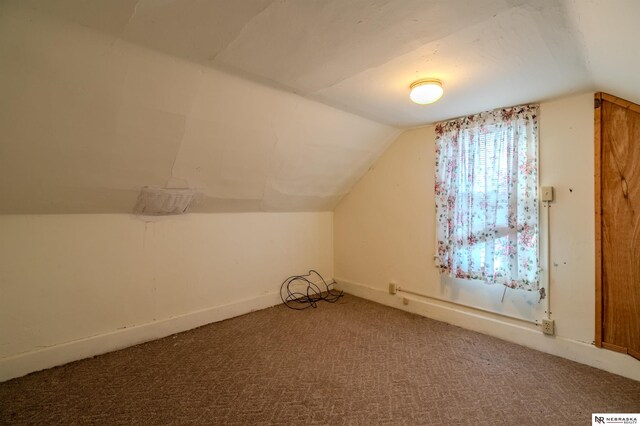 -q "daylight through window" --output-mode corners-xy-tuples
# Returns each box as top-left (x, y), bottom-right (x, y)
(434, 105), (539, 291)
